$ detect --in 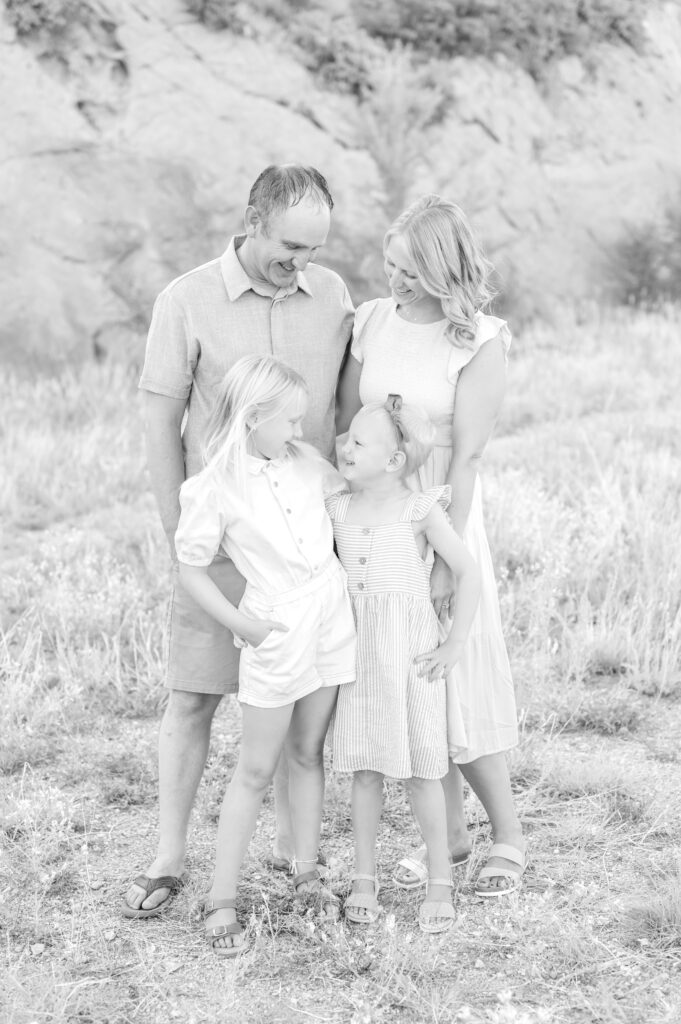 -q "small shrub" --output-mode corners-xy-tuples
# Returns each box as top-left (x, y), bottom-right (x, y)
(608, 199), (681, 307)
(289, 9), (383, 96)
(4, 0), (87, 36)
(184, 0), (248, 32)
(354, 0), (647, 80)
